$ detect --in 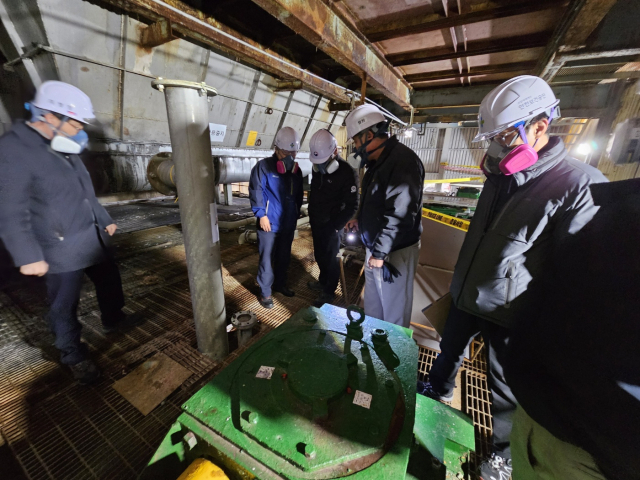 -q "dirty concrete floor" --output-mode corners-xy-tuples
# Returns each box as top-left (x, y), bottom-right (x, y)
(0, 207), (492, 479)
